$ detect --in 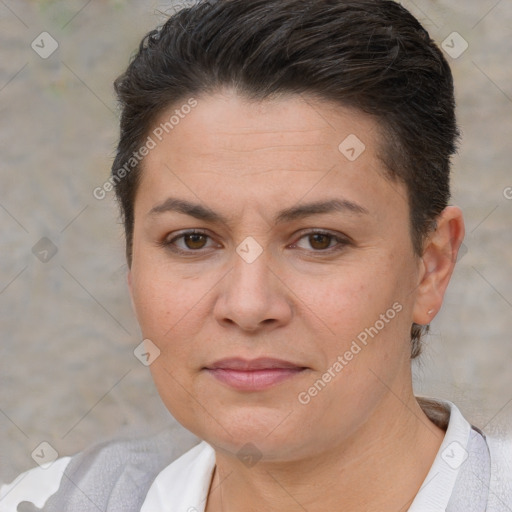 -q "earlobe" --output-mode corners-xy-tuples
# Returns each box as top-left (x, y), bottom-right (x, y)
(412, 206), (465, 326)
